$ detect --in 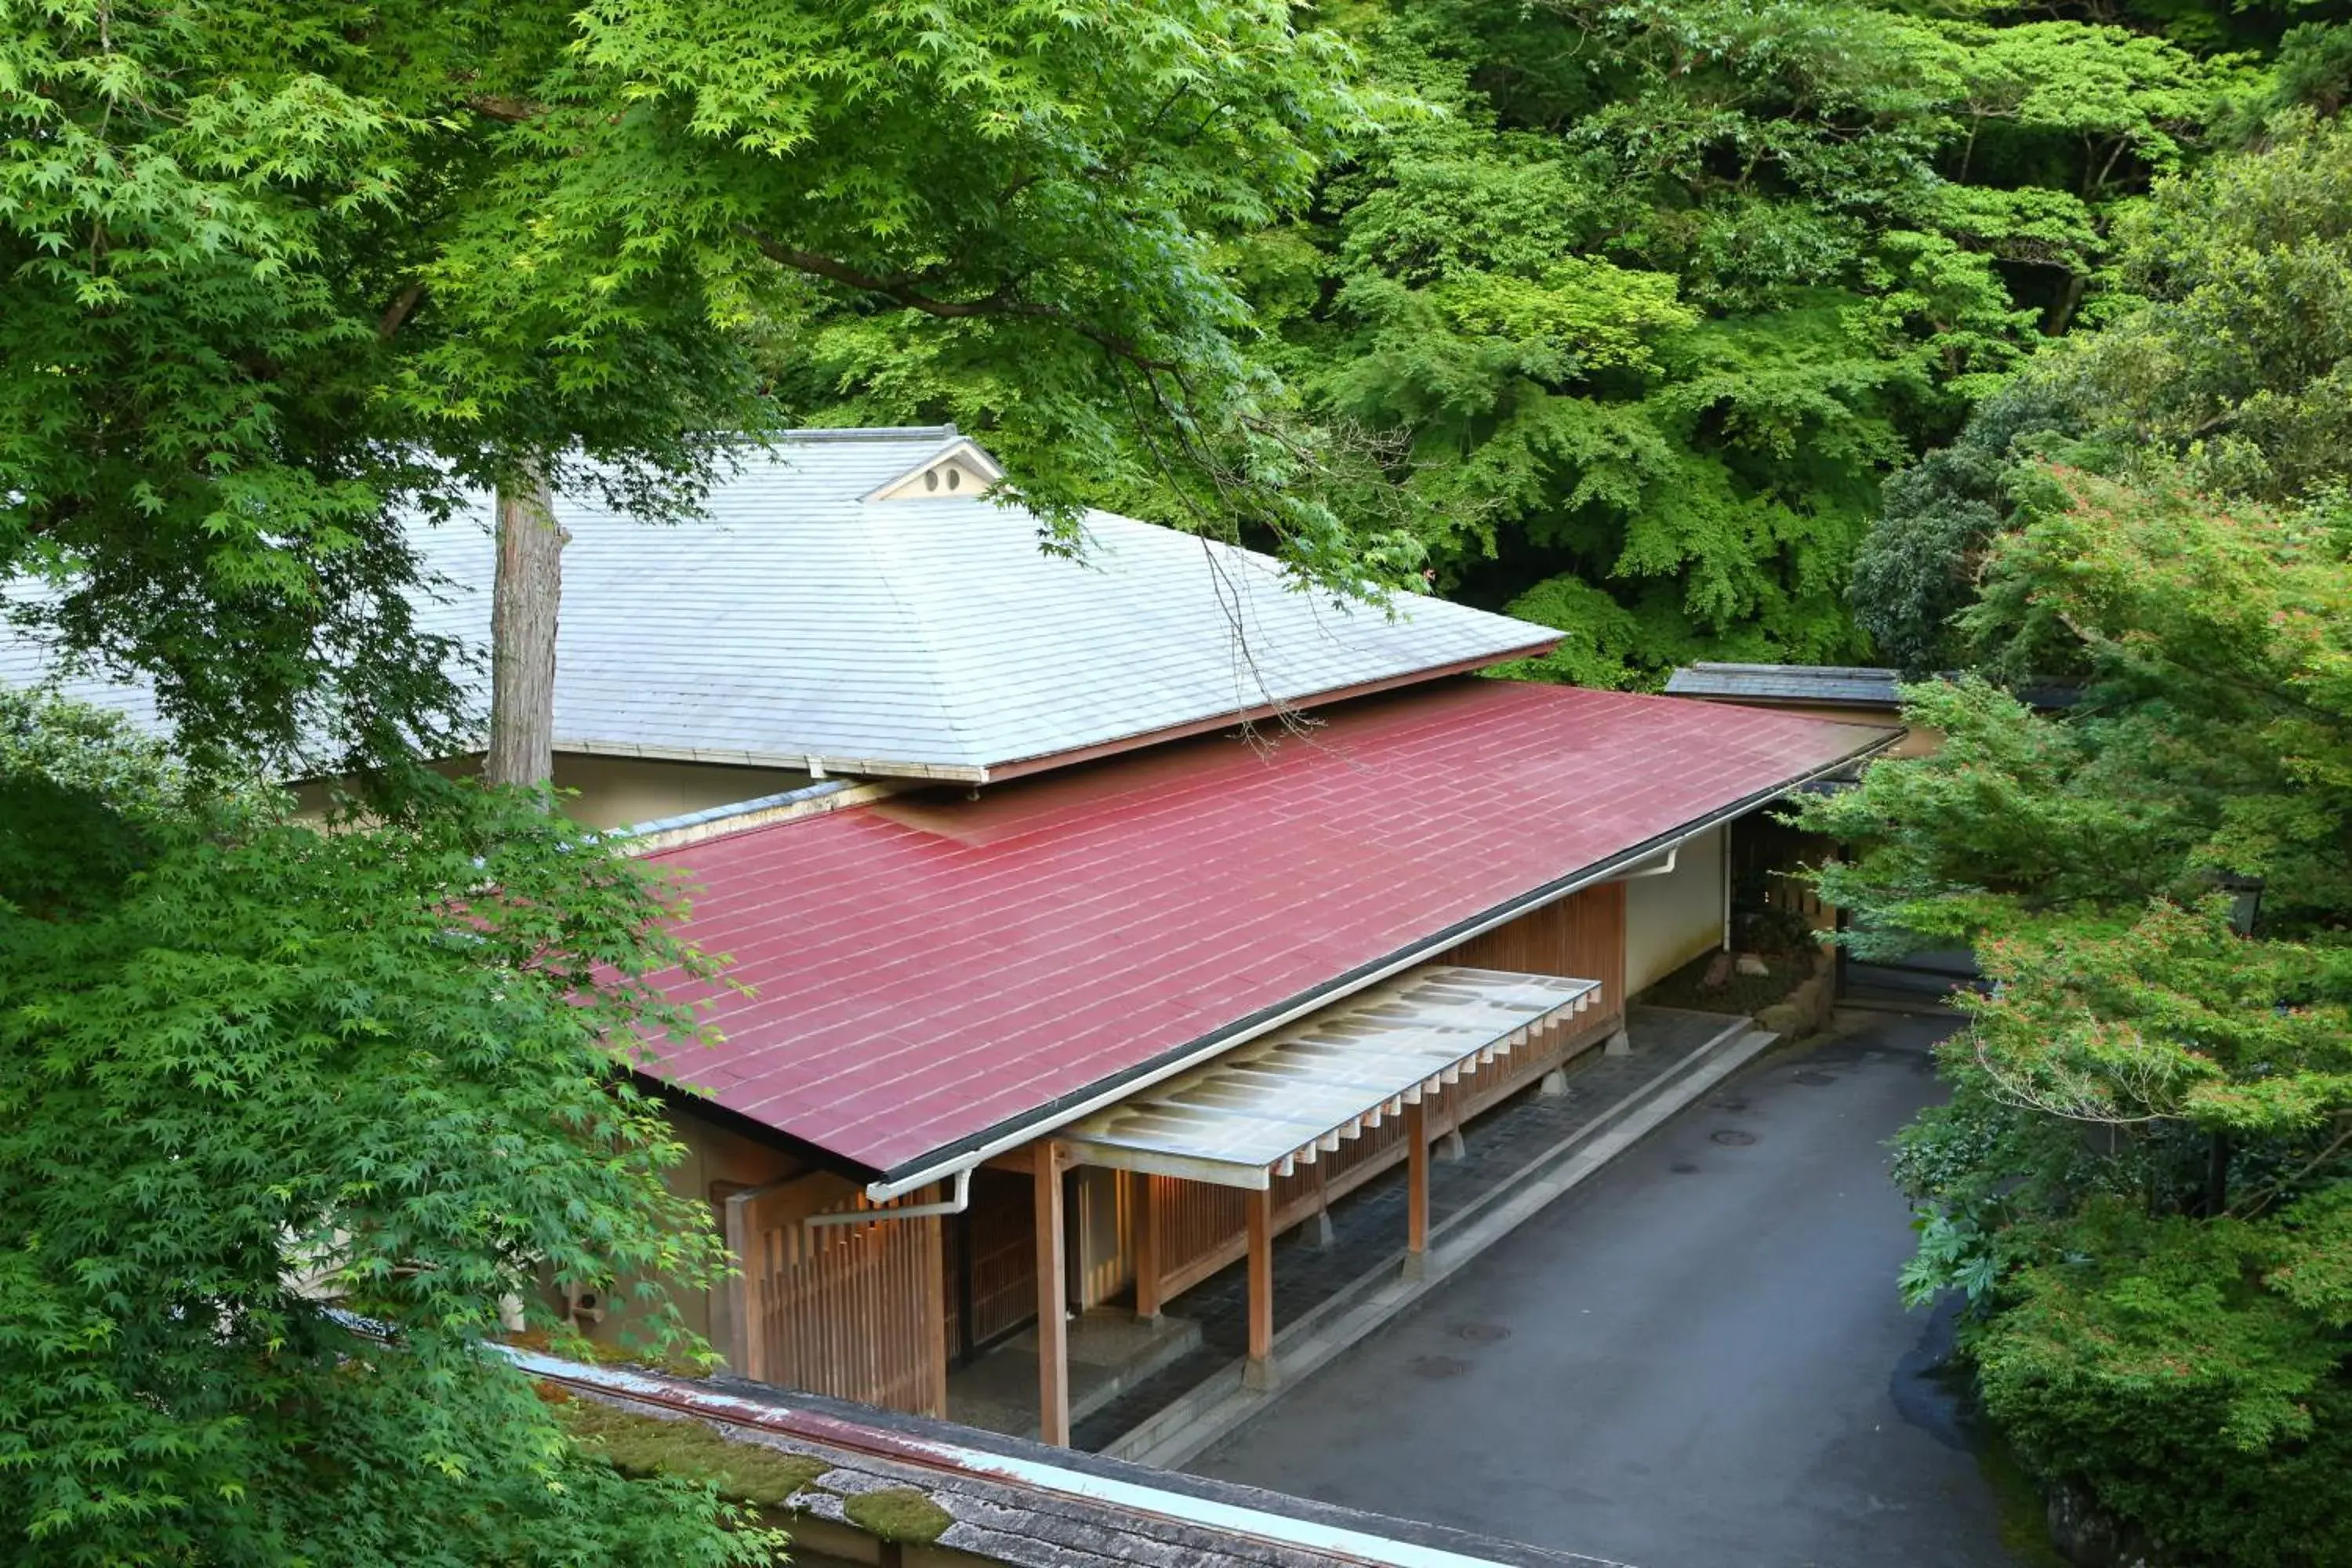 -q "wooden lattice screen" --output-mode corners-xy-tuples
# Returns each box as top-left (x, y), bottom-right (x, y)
(726, 1173), (946, 1417)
